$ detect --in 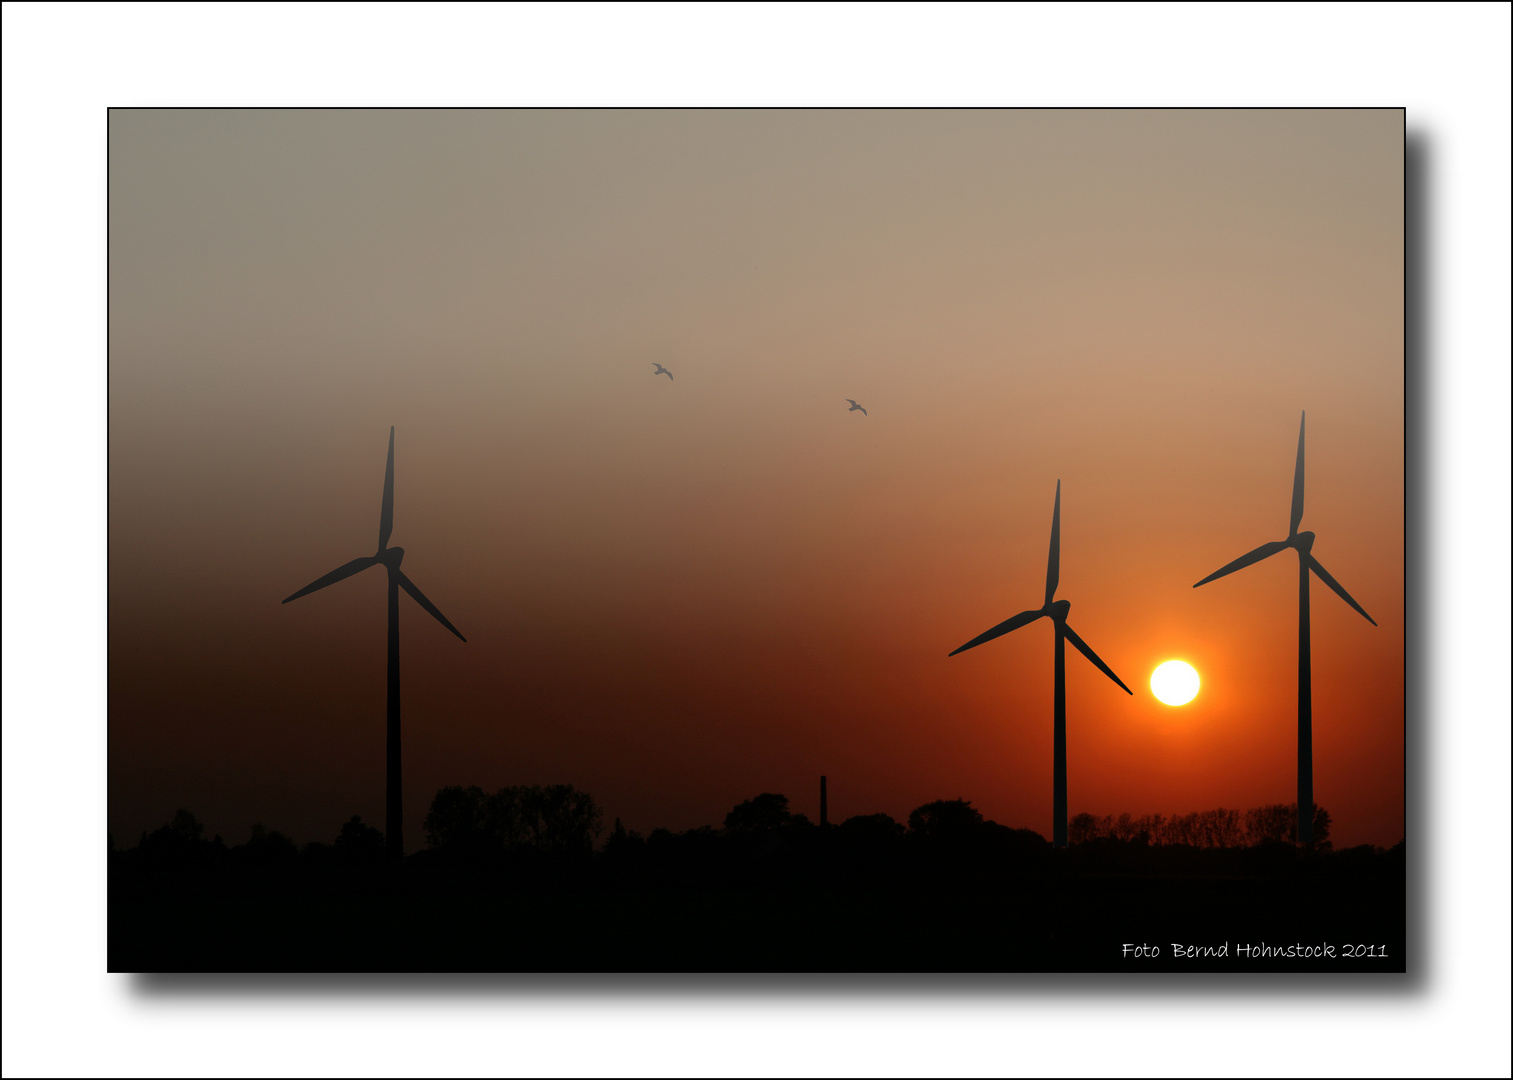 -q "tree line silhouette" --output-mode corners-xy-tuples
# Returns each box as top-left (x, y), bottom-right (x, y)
(117, 784), (1371, 886)
(1068, 803), (1332, 848)
(423, 784), (603, 855)
(110, 784), (1404, 972)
